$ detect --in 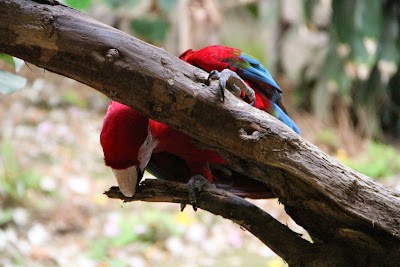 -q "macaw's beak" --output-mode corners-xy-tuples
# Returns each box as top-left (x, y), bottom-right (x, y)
(112, 166), (143, 197)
